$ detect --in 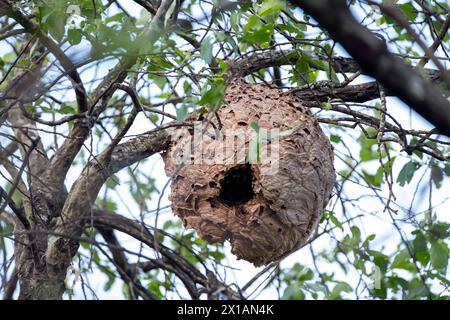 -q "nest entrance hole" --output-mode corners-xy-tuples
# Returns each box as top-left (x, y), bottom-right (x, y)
(219, 164), (254, 206)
